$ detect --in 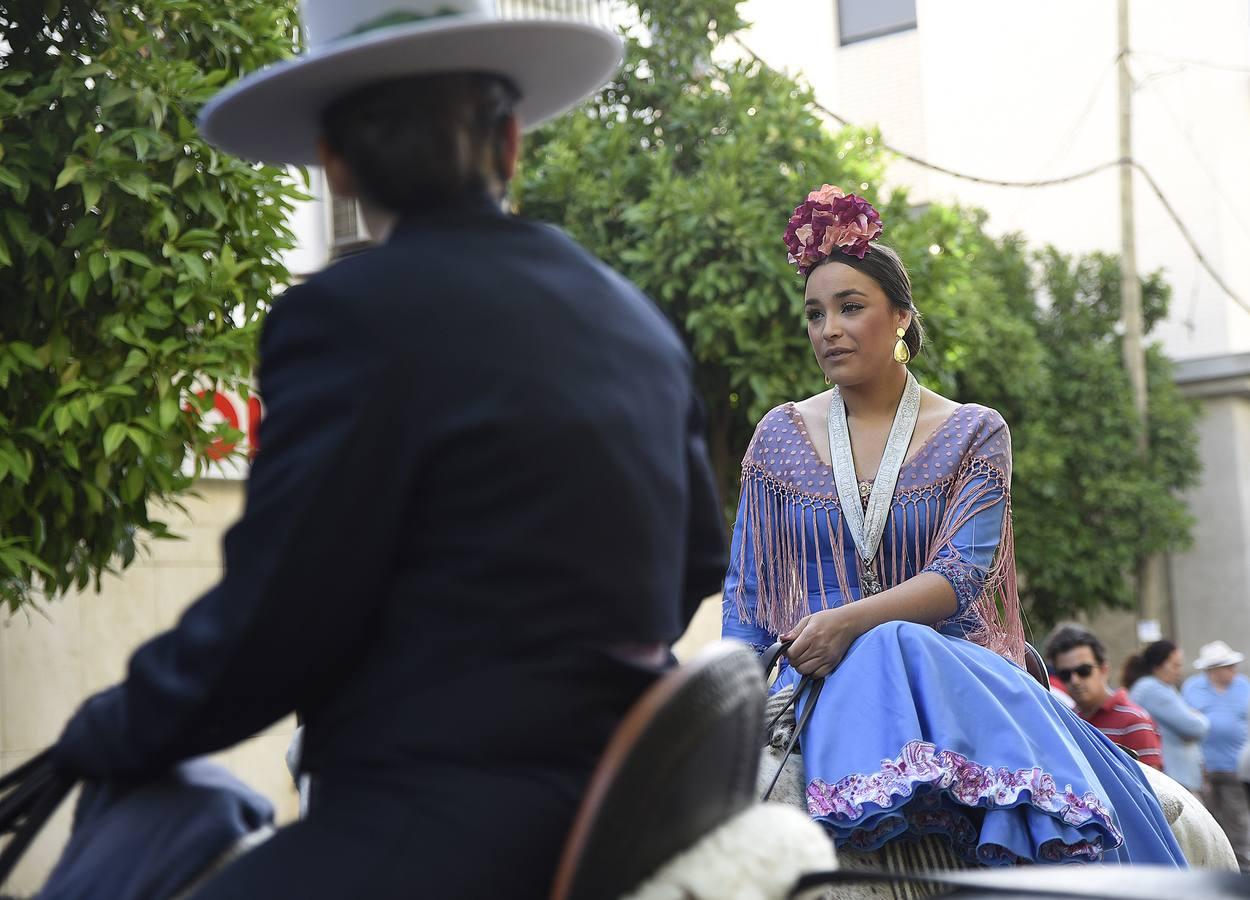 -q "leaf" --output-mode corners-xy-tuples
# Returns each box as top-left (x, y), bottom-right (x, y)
(69, 270), (90, 303)
(0, 235), (10, 268)
(82, 180), (103, 209)
(0, 550), (23, 579)
(158, 393), (179, 429)
(9, 342), (42, 367)
(55, 160), (83, 190)
(116, 250), (154, 269)
(7, 547), (54, 576)
(180, 252), (208, 282)
(202, 191), (228, 224)
(101, 81), (134, 108)
(121, 465), (144, 502)
(103, 422), (128, 457)
(83, 482), (103, 515)
(0, 166), (22, 191)
(53, 405), (74, 434)
(127, 427), (152, 455)
(161, 207), (181, 238)
(88, 252), (108, 280)
(173, 158), (197, 189)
